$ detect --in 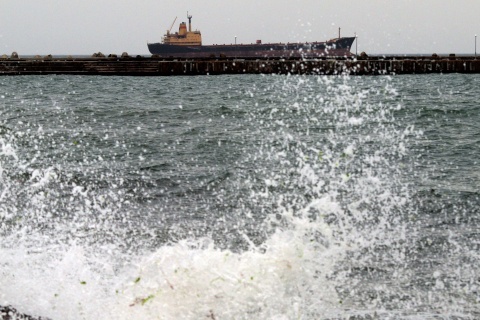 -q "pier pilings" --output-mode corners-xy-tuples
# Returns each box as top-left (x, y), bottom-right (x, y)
(1, 56), (480, 75)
